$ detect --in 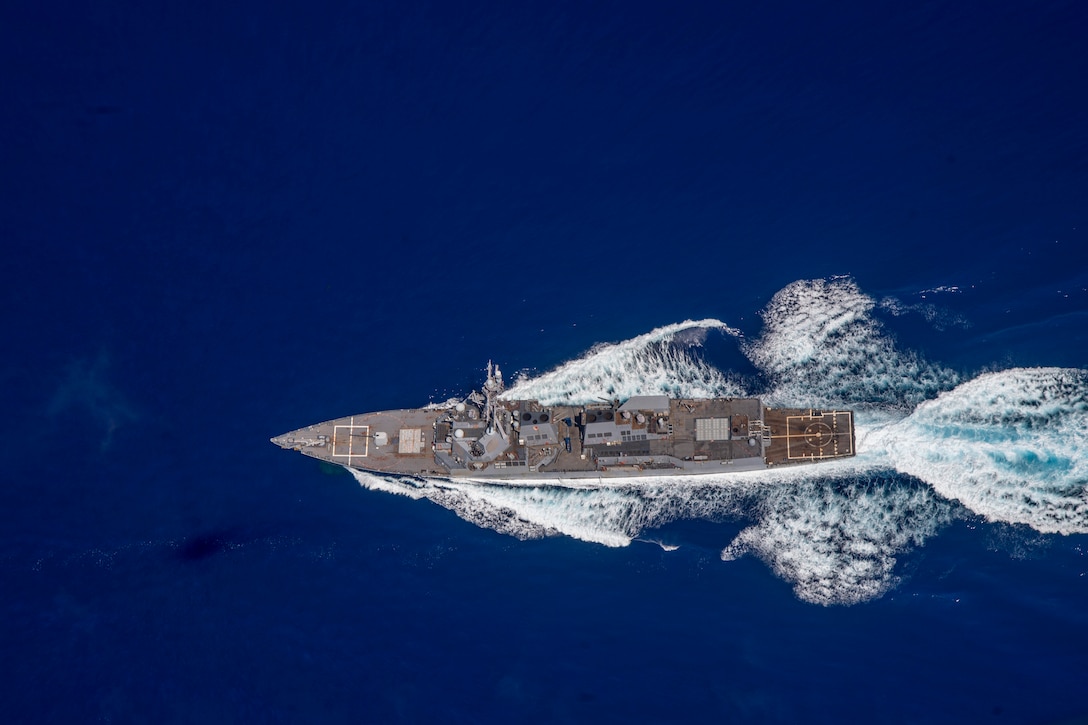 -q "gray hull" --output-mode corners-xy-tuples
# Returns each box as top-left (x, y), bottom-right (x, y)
(273, 365), (855, 481)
